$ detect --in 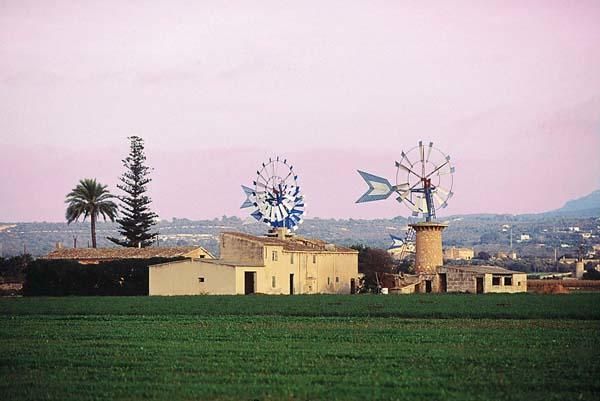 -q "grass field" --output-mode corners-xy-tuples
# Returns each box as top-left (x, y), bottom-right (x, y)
(1, 294), (599, 401)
